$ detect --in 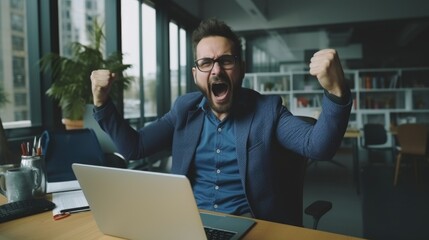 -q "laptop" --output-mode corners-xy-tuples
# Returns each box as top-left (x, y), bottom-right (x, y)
(72, 163), (255, 240)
